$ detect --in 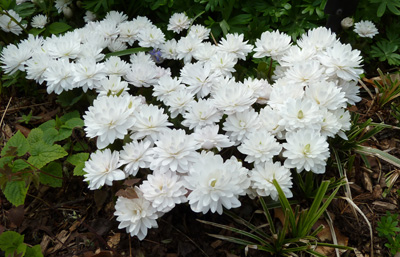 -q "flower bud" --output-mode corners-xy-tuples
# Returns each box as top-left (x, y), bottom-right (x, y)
(341, 17), (354, 29)
(63, 6), (73, 18)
